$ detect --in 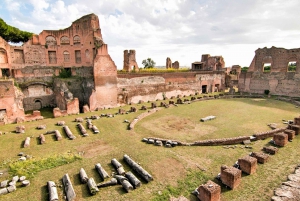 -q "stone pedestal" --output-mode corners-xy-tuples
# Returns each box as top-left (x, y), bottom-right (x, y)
(263, 146), (278, 155)
(220, 165), (241, 189)
(238, 156), (257, 174)
(284, 129), (295, 140)
(197, 180), (221, 201)
(289, 125), (300, 135)
(273, 133), (288, 147)
(251, 152), (269, 164)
